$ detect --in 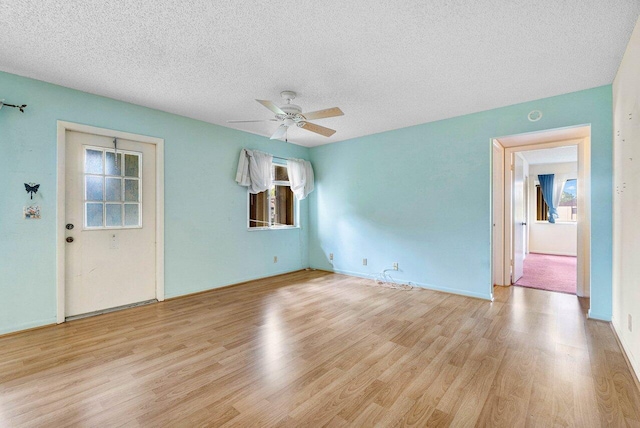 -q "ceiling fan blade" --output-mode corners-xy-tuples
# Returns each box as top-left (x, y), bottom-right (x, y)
(227, 119), (278, 123)
(300, 122), (336, 137)
(270, 124), (288, 140)
(302, 107), (344, 121)
(256, 99), (285, 115)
